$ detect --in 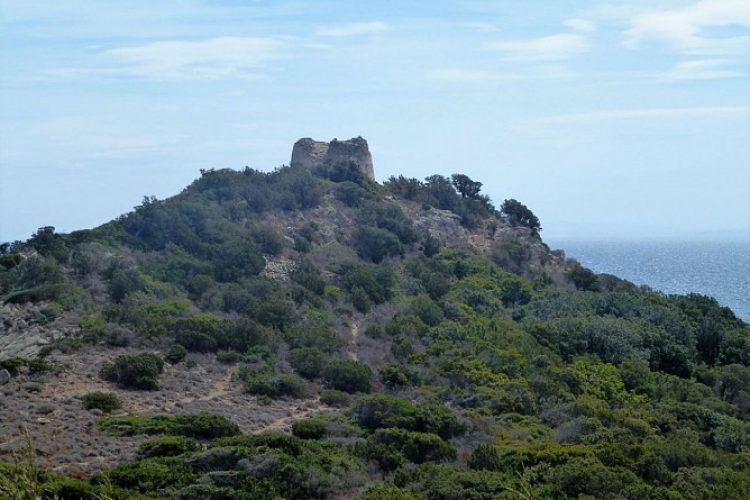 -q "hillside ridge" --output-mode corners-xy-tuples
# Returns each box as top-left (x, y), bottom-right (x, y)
(1, 139), (749, 499)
